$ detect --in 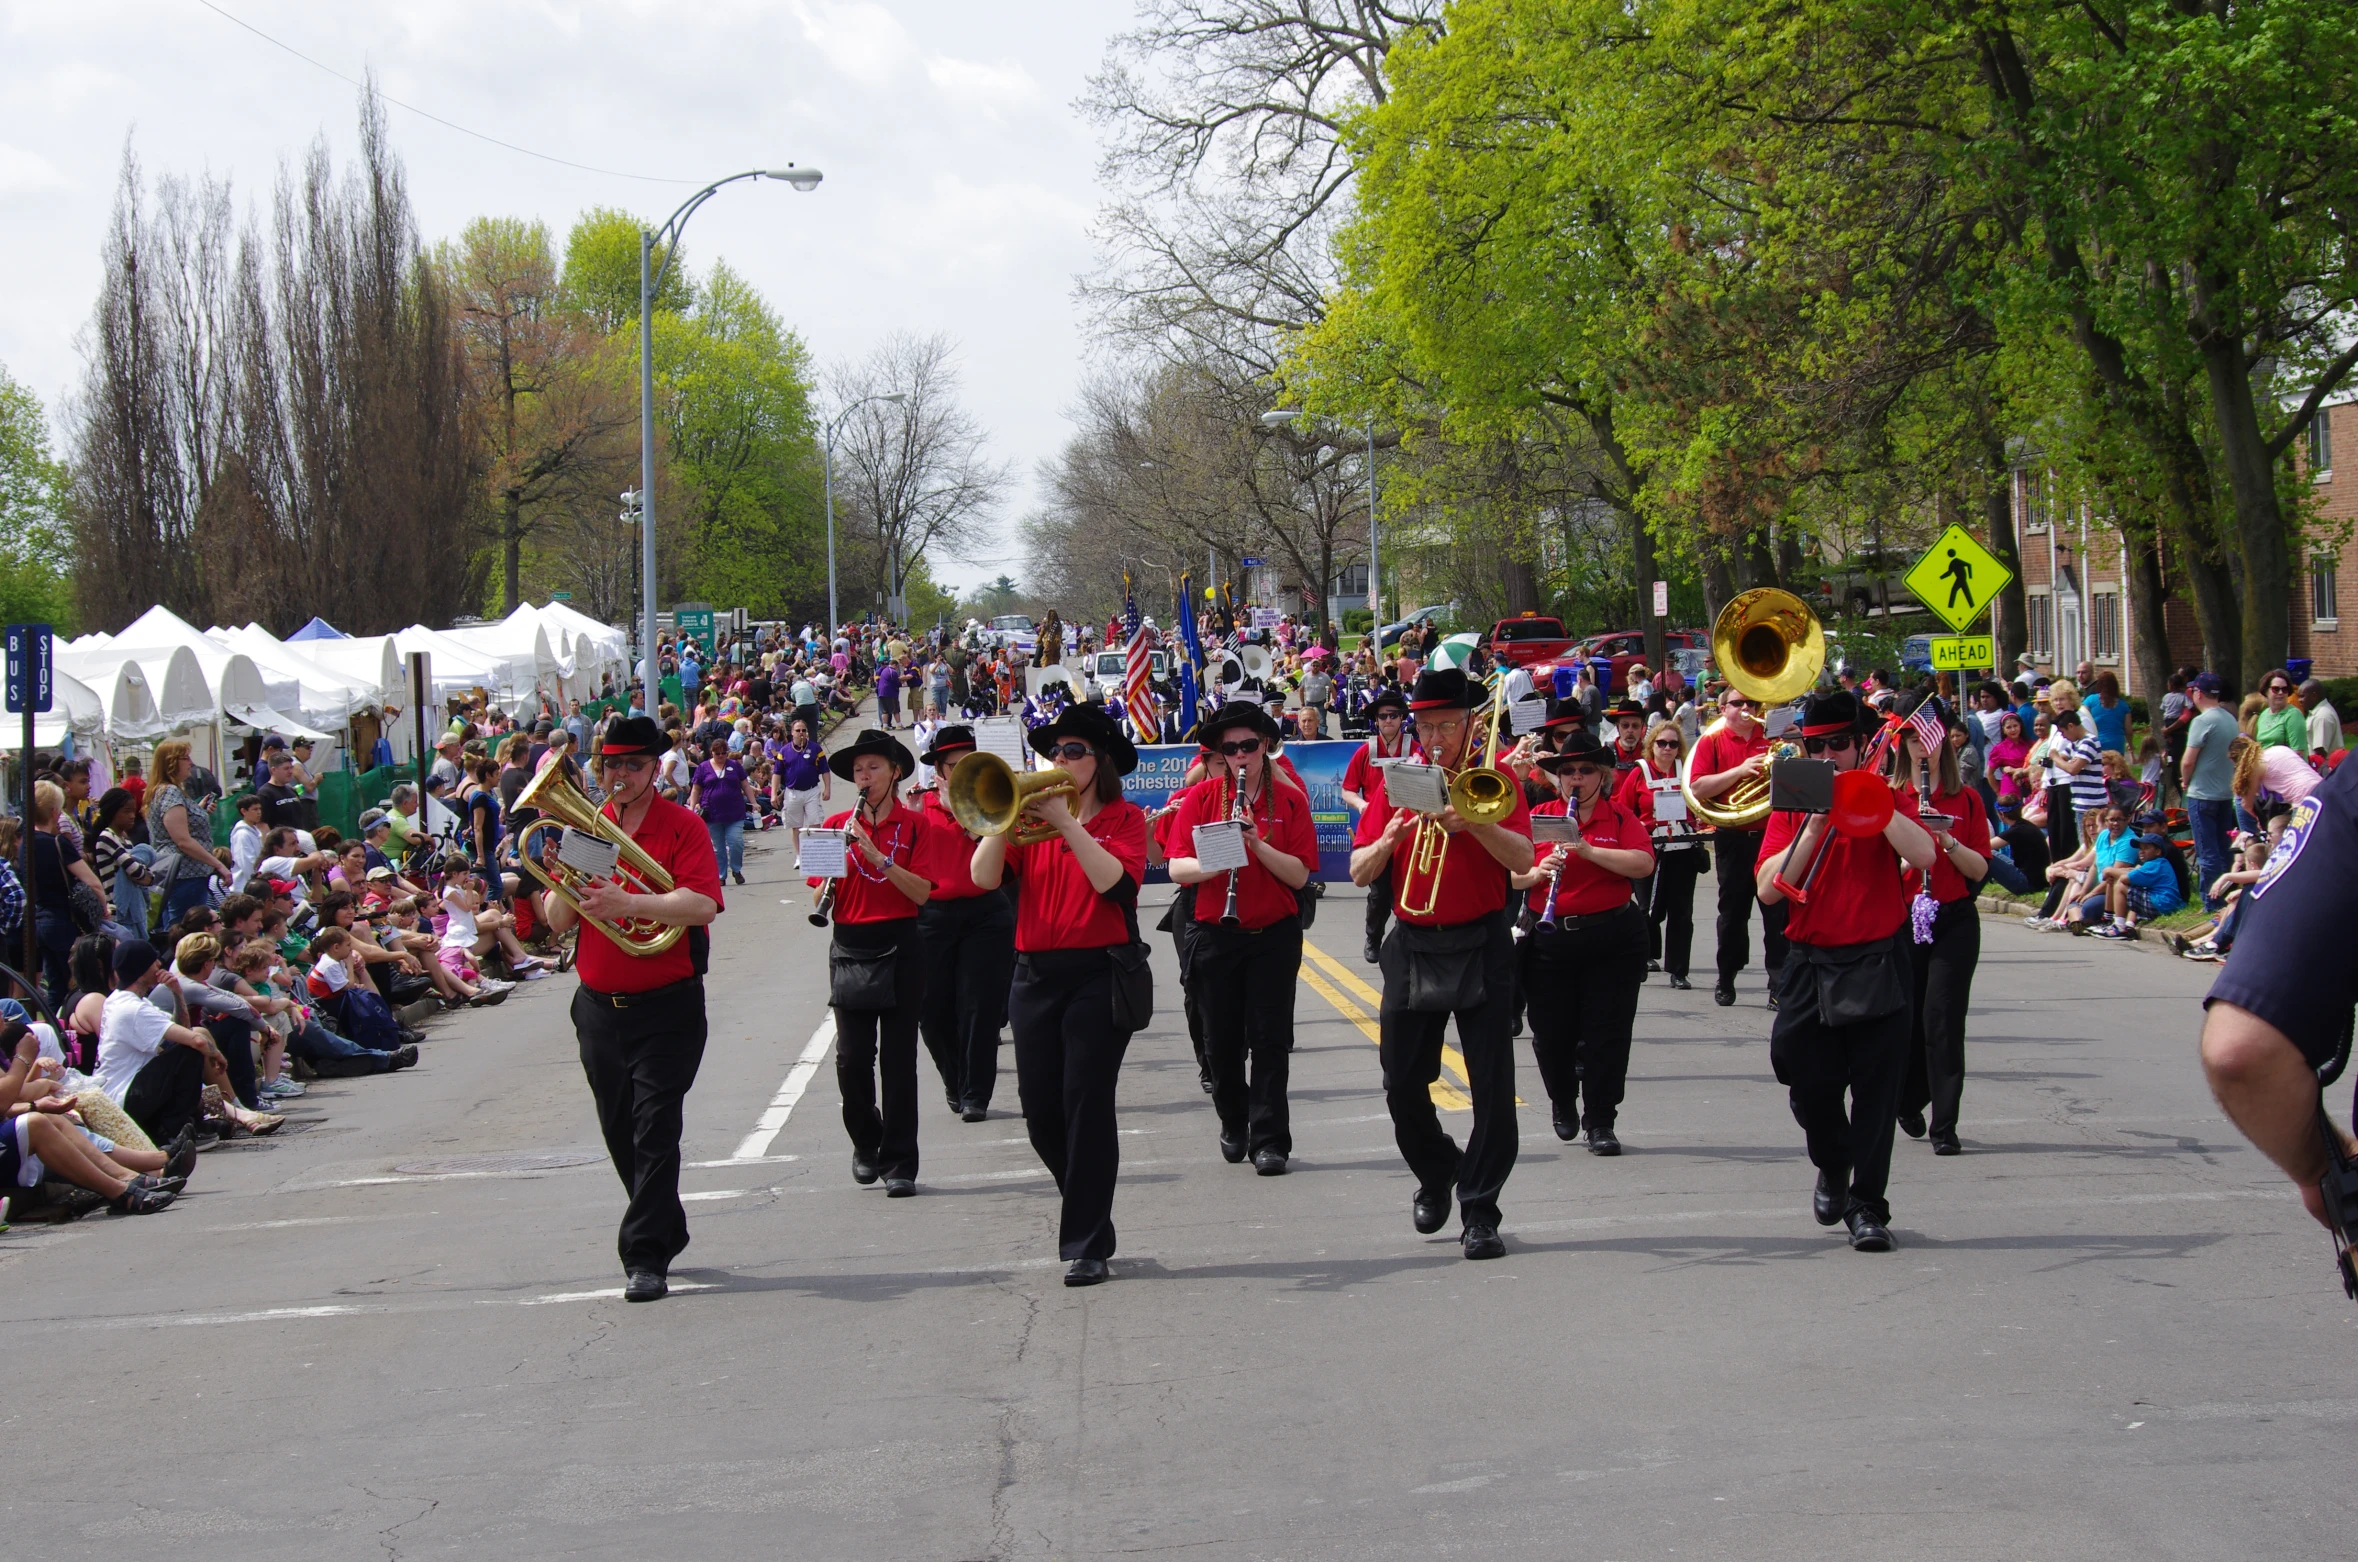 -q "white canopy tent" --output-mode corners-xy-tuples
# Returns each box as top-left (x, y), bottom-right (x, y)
(0, 669), (105, 753)
(289, 633), (404, 710)
(213, 623), (383, 729)
(49, 652), (166, 743)
(55, 643), (216, 738)
(423, 619), (561, 710)
(393, 626), (511, 706)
